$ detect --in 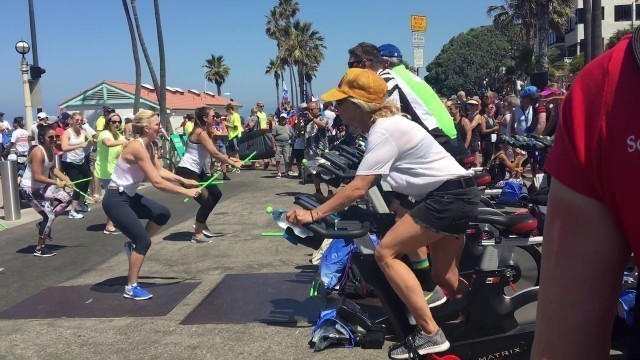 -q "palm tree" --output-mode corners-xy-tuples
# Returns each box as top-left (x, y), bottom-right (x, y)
(266, 57), (285, 106)
(153, 0), (168, 129)
(488, 0), (573, 72)
(535, 0), (574, 71)
(130, 0), (161, 112)
(279, 20), (326, 103)
(121, 0), (141, 113)
(203, 55), (231, 96)
(592, 0), (604, 59)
